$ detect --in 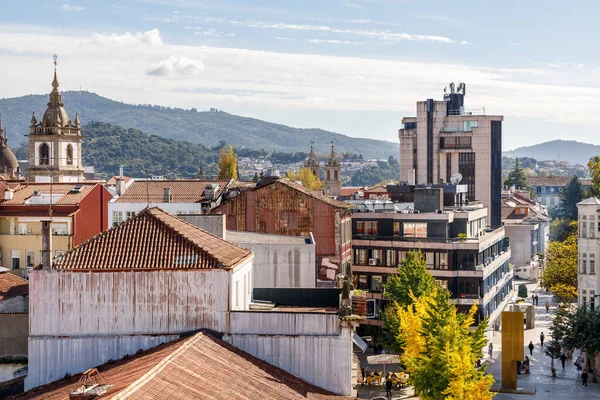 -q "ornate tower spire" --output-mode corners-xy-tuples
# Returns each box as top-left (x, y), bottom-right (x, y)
(52, 54), (59, 89)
